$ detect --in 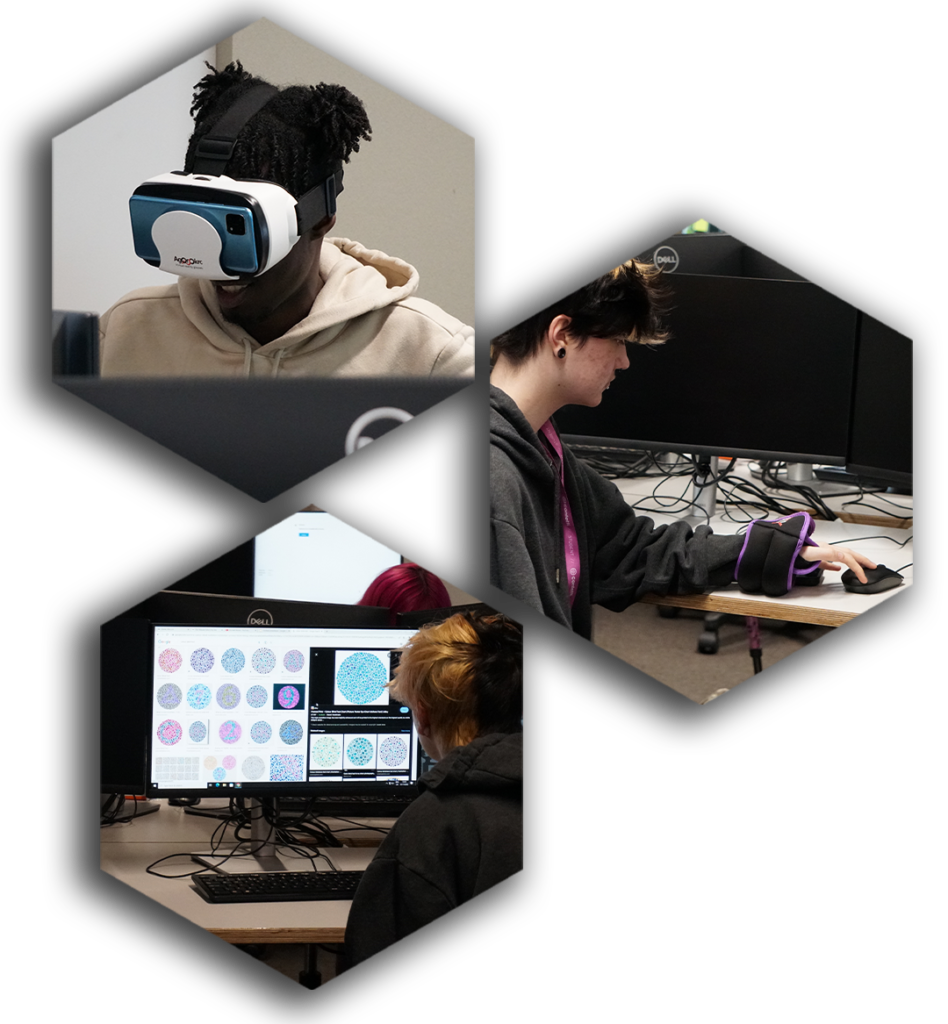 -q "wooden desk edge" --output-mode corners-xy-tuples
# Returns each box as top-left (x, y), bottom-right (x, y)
(208, 925), (347, 944)
(835, 511), (912, 527)
(639, 592), (855, 627)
